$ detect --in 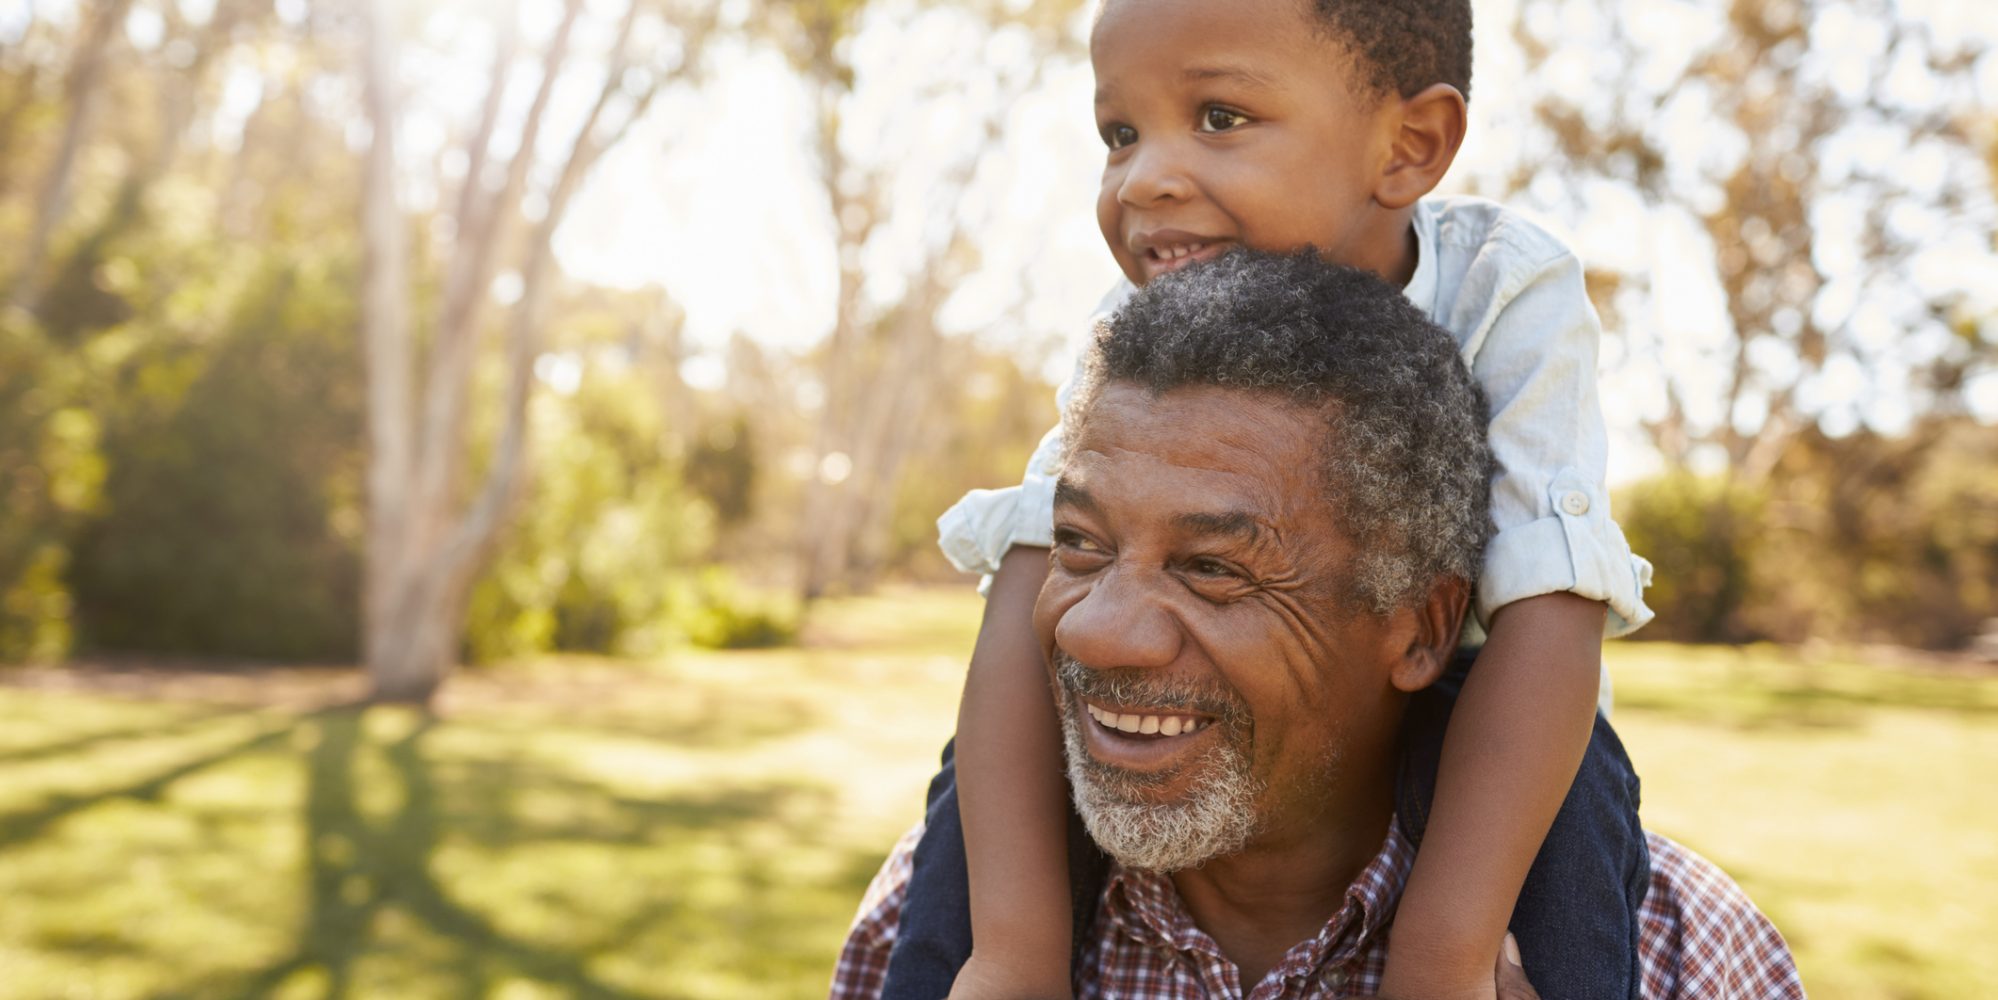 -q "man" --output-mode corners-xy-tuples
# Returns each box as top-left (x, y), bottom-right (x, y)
(834, 250), (1802, 999)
